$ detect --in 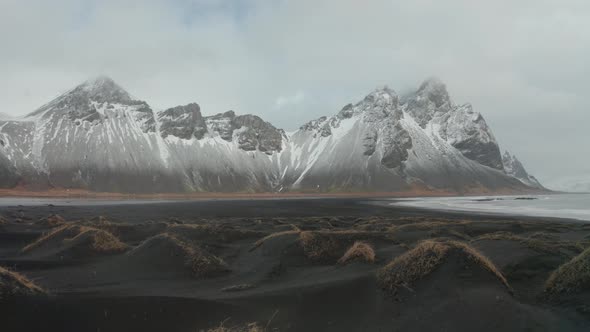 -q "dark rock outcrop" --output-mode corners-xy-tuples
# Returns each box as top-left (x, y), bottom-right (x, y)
(158, 103), (207, 139)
